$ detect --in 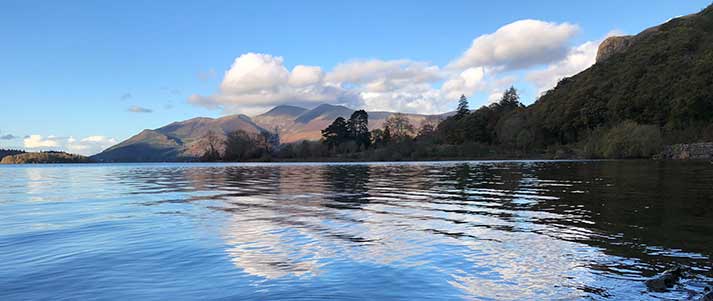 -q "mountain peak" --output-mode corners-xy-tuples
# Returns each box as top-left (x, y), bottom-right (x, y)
(259, 105), (308, 117)
(295, 104), (354, 124)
